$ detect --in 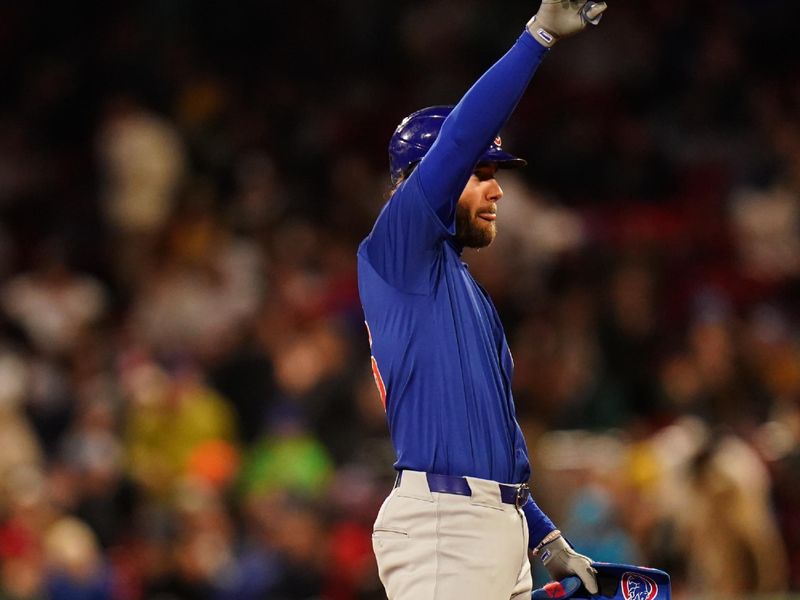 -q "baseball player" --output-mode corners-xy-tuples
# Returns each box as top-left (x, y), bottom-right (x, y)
(357, 2), (608, 599)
